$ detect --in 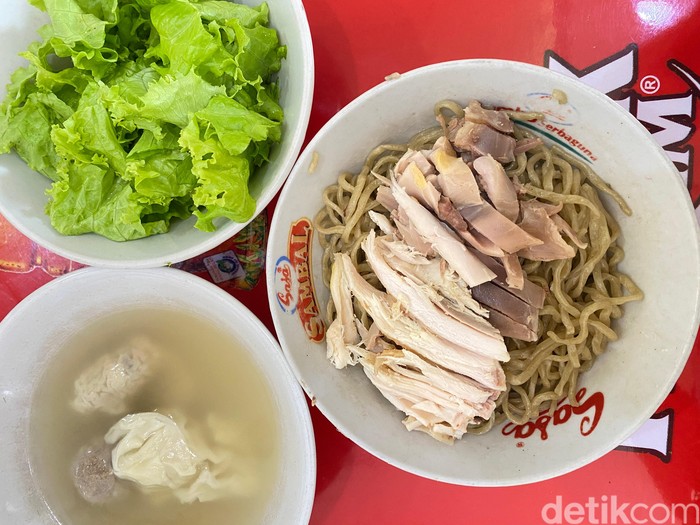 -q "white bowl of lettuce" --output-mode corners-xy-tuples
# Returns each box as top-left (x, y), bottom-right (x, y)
(0, 0), (313, 267)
